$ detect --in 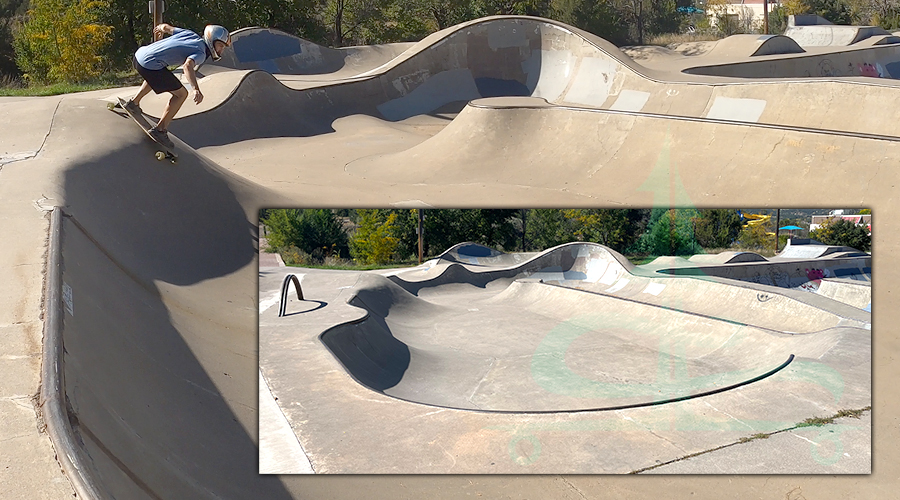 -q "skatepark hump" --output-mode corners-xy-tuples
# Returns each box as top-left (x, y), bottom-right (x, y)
(315, 243), (868, 413)
(259, 241), (869, 472)
(0, 12), (881, 498)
